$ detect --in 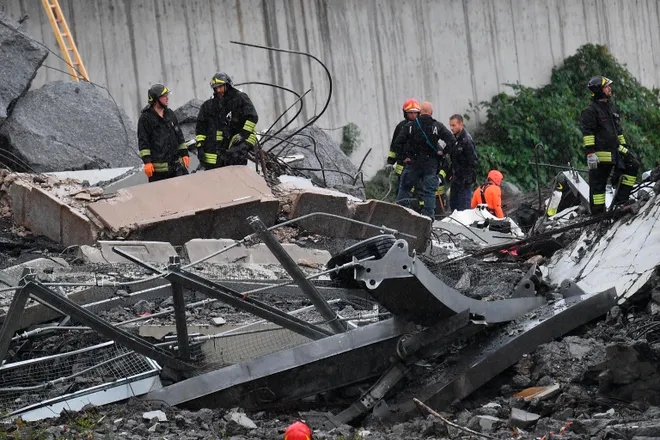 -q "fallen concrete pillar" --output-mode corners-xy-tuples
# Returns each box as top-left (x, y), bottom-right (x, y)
(10, 178), (98, 246)
(0, 13), (48, 126)
(184, 239), (331, 266)
(86, 166), (279, 244)
(289, 188), (431, 252)
(78, 240), (177, 264)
